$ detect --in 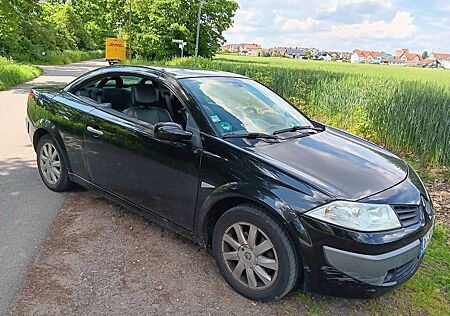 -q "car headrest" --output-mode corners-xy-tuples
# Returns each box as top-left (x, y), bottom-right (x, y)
(132, 85), (158, 106)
